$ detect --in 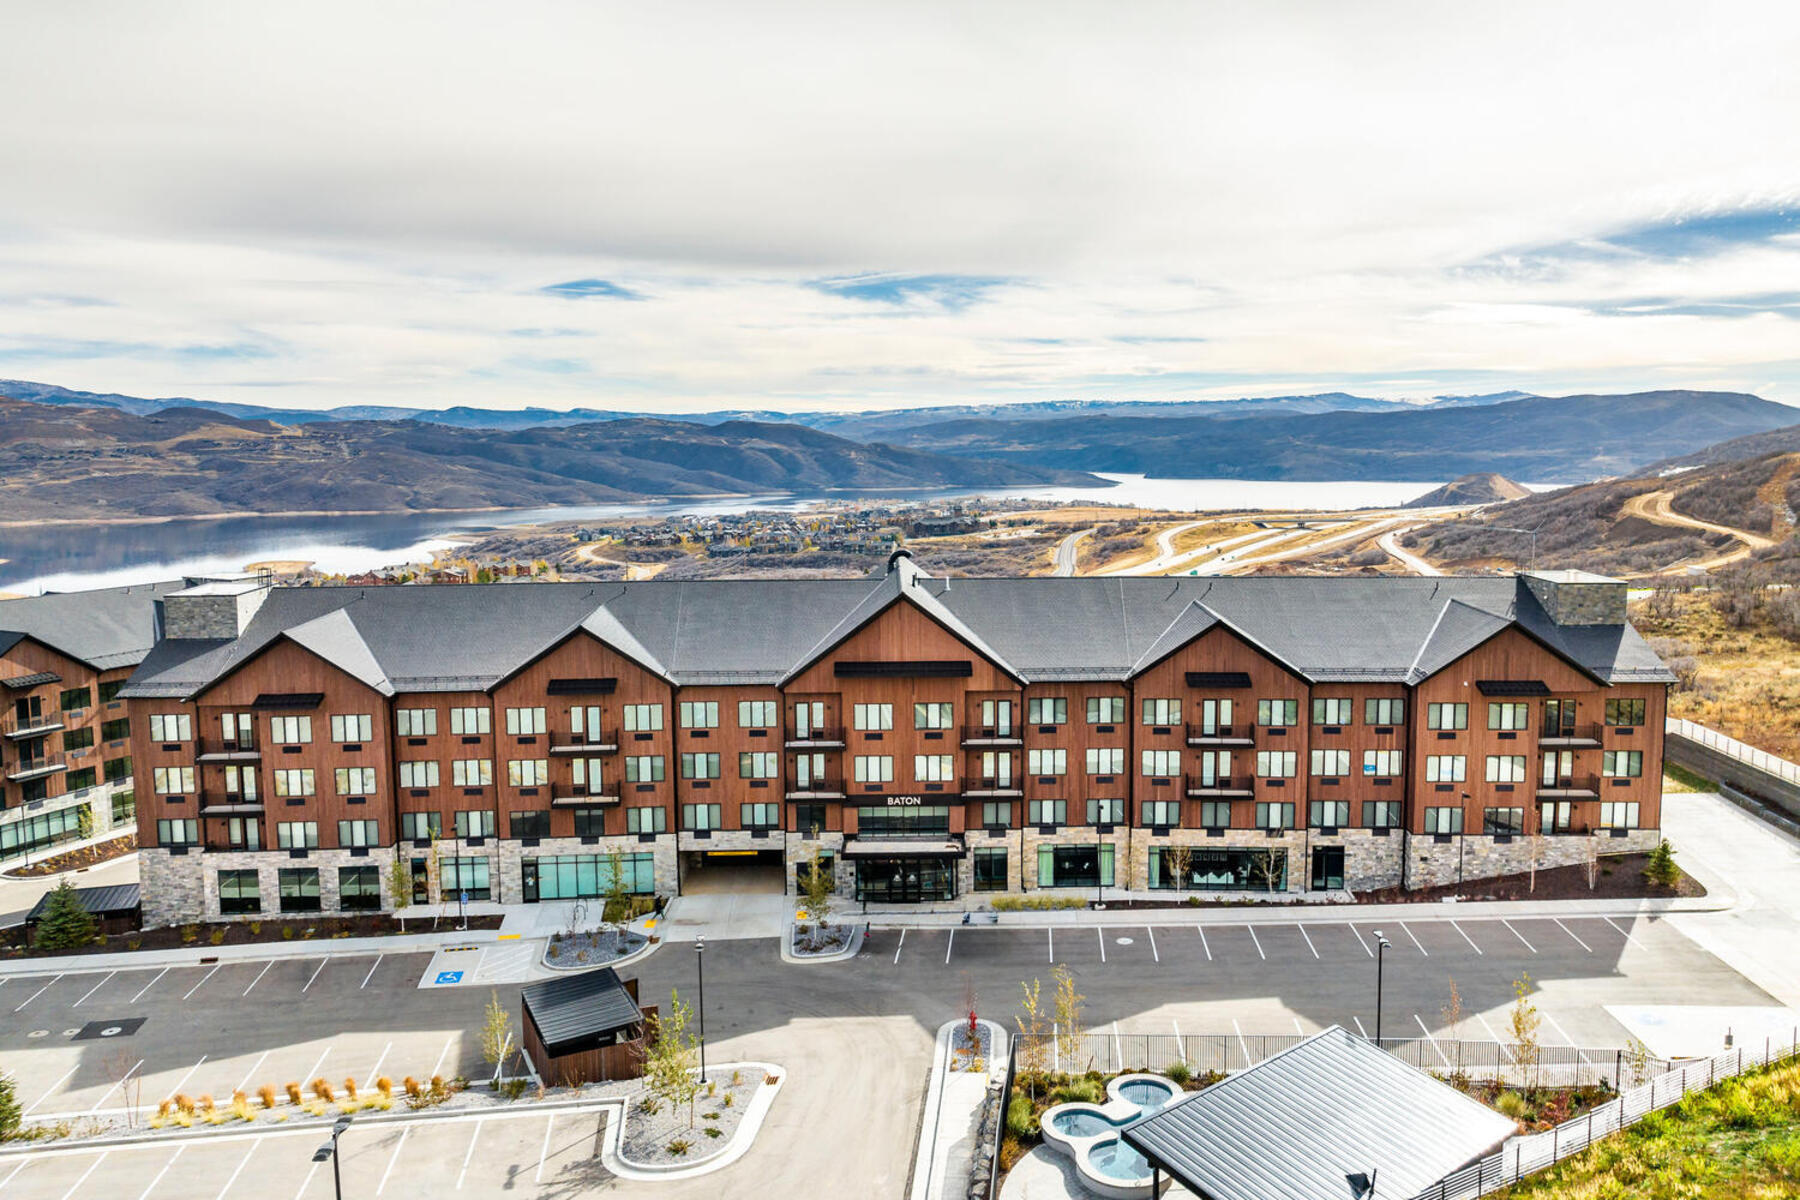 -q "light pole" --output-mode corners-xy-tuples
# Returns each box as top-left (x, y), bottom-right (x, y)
(1489, 525), (1542, 571)
(1372, 930), (1392, 1046)
(311, 1115), (352, 1200)
(695, 935), (708, 1084)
